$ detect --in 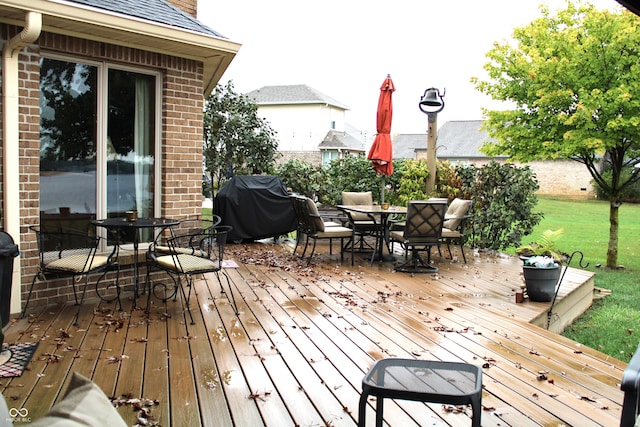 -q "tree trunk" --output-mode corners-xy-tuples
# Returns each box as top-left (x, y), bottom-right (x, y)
(607, 202), (619, 268)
